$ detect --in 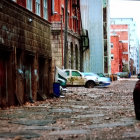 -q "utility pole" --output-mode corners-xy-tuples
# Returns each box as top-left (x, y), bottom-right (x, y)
(64, 0), (68, 69)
